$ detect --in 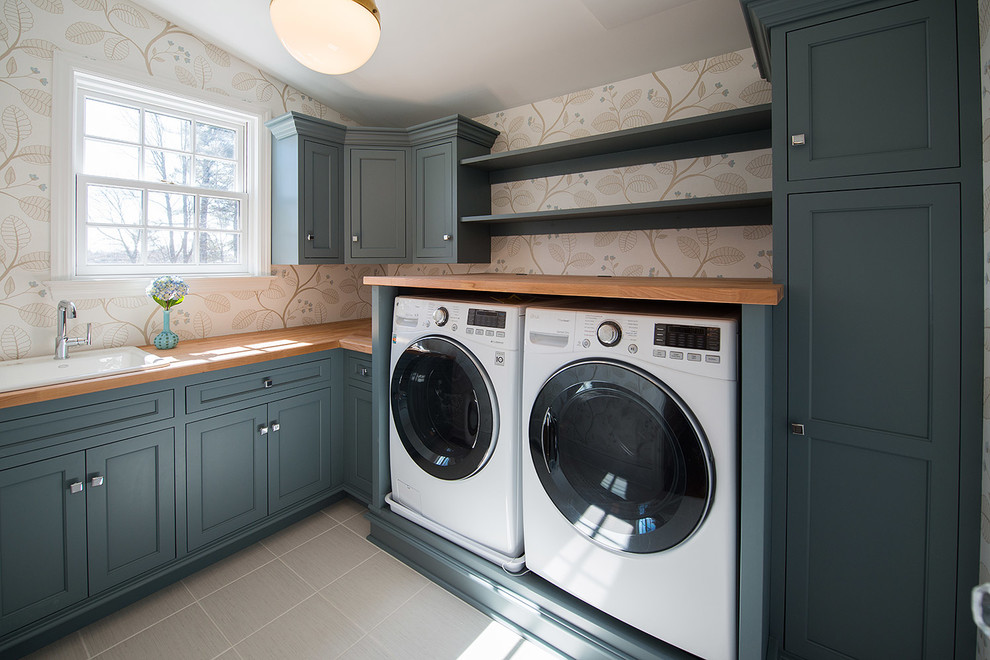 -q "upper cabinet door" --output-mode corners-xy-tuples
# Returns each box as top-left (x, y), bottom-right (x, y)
(348, 148), (408, 262)
(302, 139), (343, 262)
(786, 0), (958, 181)
(414, 142), (454, 261)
